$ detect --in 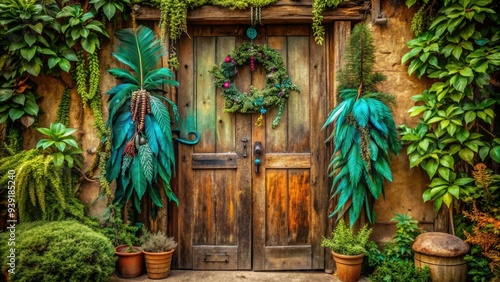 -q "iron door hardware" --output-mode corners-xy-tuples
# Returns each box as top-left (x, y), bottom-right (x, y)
(254, 141), (263, 173)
